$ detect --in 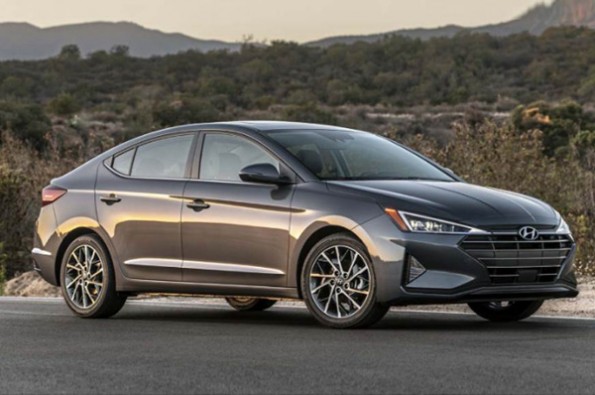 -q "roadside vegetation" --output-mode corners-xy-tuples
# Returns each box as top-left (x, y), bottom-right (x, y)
(0, 27), (594, 281)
